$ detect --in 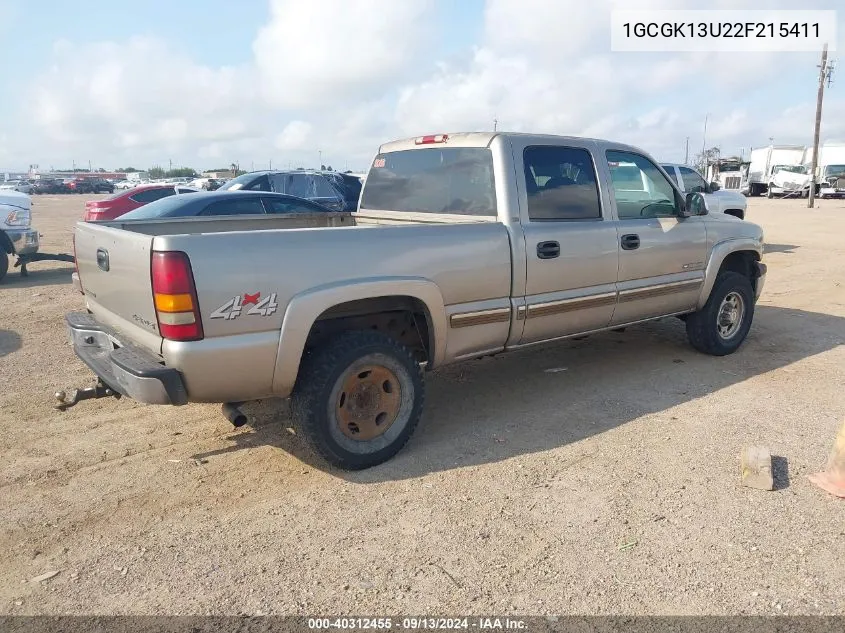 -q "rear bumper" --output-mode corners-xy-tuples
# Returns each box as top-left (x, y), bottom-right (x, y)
(66, 312), (187, 405)
(5, 228), (39, 255)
